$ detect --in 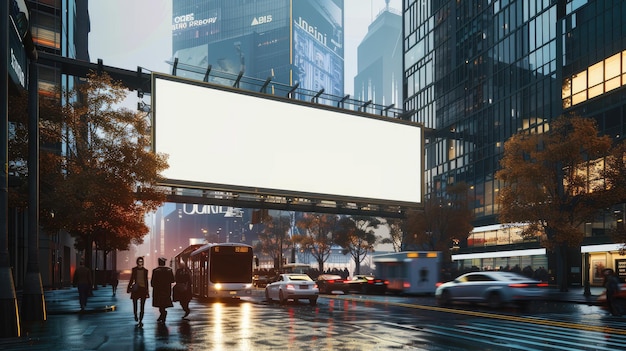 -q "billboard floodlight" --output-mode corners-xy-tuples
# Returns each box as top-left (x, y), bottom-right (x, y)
(260, 76), (272, 93)
(233, 71), (244, 88)
(287, 83), (299, 98)
(172, 57), (179, 76)
(338, 94), (350, 108)
(203, 65), (212, 82)
(312, 88), (324, 103)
